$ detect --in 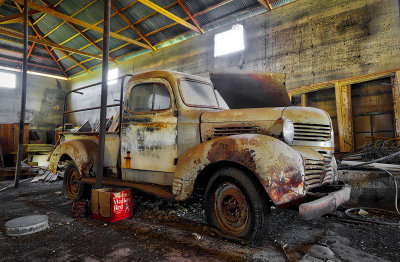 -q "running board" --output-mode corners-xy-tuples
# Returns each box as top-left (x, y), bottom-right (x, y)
(81, 177), (174, 200)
